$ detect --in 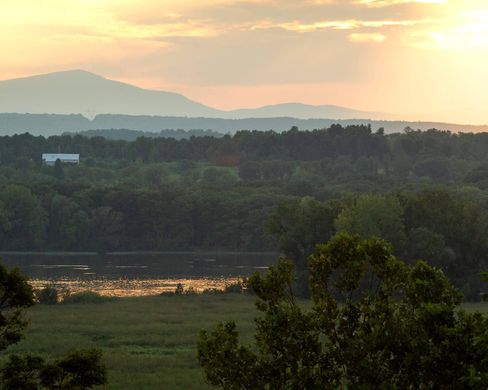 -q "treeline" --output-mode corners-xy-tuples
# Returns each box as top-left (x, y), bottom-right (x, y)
(2, 125), (488, 298)
(1, 181), (487, 298)
(3, 126), (488, 186)
(0, 183), (278, 253)
(1, 125), (387, 164)
(73, 128), (225, 141)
